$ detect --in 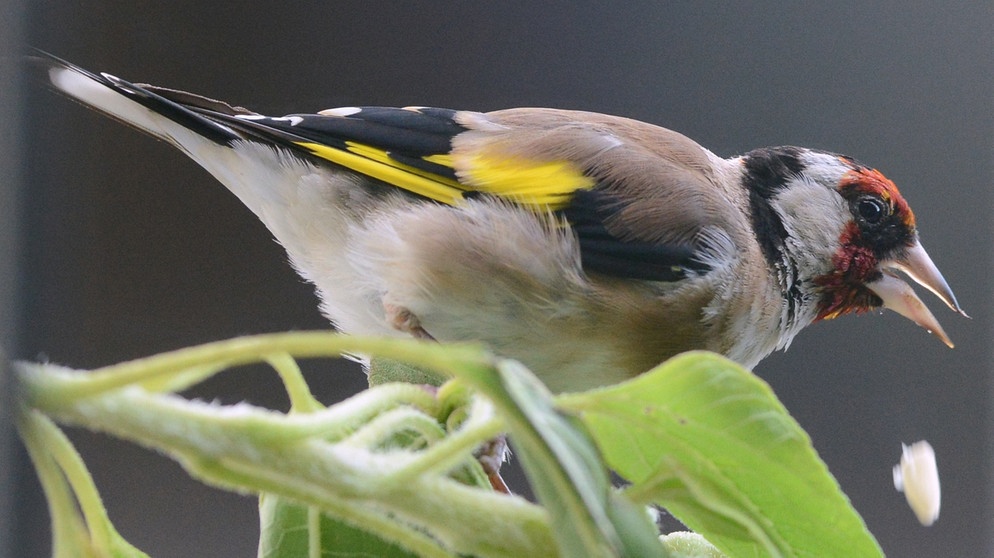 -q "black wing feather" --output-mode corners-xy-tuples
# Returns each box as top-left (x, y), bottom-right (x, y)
(560, 189), (710, 282)
(268, 110), (462, 155)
